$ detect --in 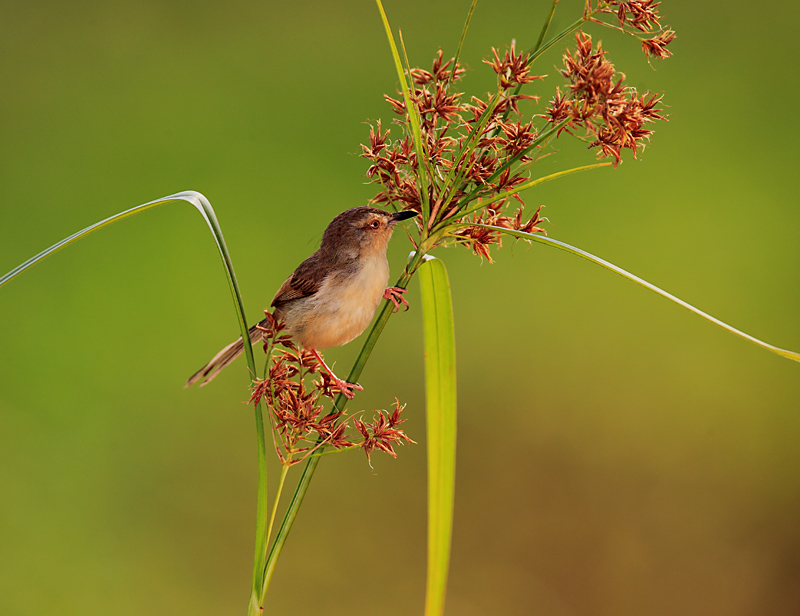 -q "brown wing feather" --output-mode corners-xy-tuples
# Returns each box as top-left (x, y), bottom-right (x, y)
(270, 251), (329, 308)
